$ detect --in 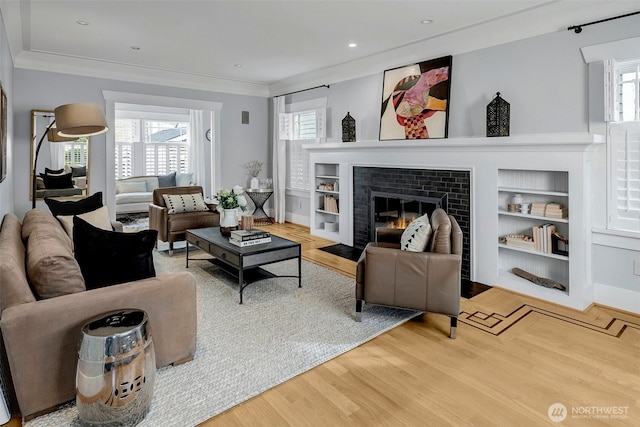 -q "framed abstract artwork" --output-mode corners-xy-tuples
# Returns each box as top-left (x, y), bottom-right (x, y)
(0, 84), (6, 183)
(380, 55), (452, 140)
